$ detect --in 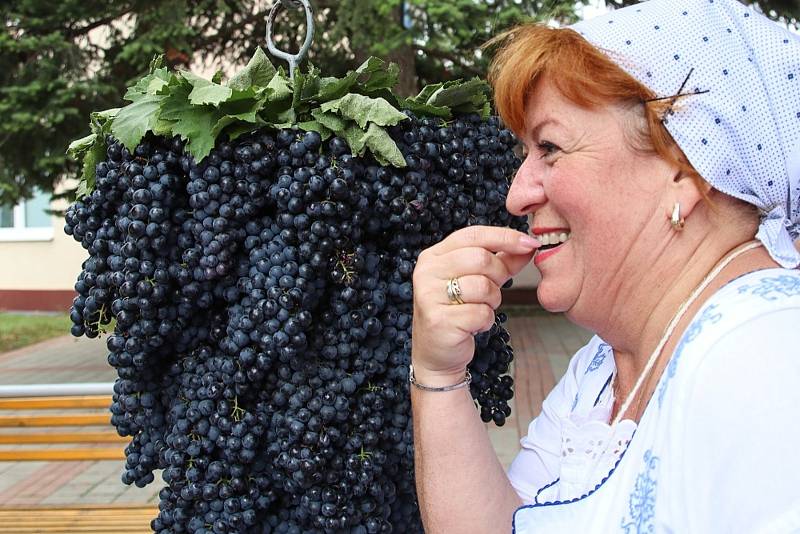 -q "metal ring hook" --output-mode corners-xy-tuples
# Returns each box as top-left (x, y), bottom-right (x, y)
(266, 0), (315, 80)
